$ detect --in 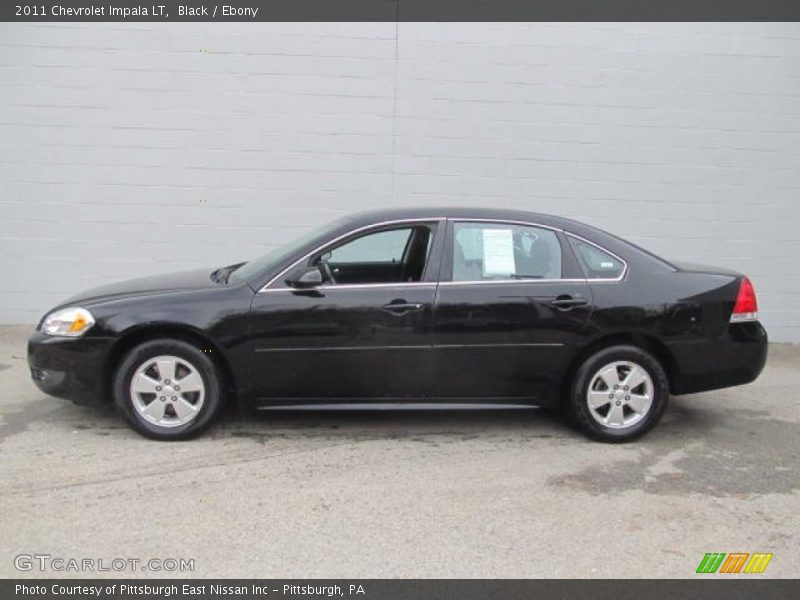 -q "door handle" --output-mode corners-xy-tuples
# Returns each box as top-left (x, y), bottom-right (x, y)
(550, 296), (589, 310)
(382, 302), (424, 313)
